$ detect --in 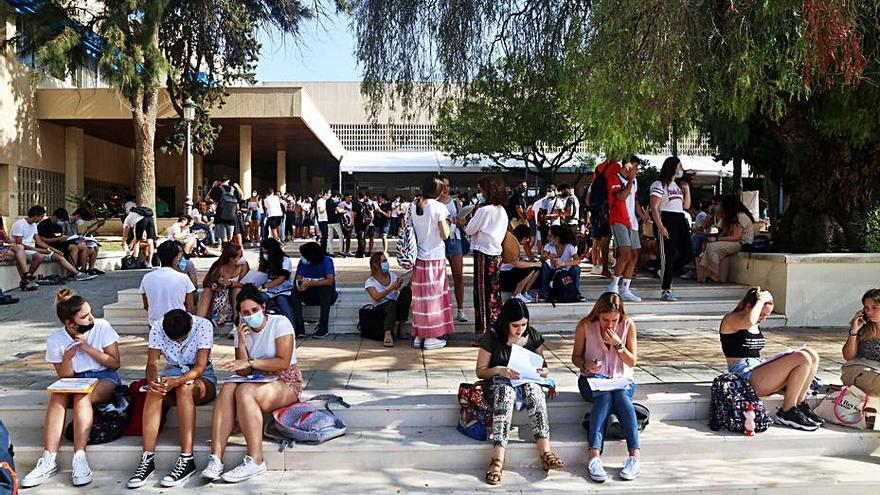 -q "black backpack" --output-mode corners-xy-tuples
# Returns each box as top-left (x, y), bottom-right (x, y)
(0, 421), (16, 495)
(549, 268), (579, 304)
(131, 206), (153, 217)
(357, 305), (385, 341)
(64, 385), (133, 445)
(582, 402), (650, 445)
(589, 162), (610, 207)
(217, 185), (239, 222)
(708, 373), (772, 433)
